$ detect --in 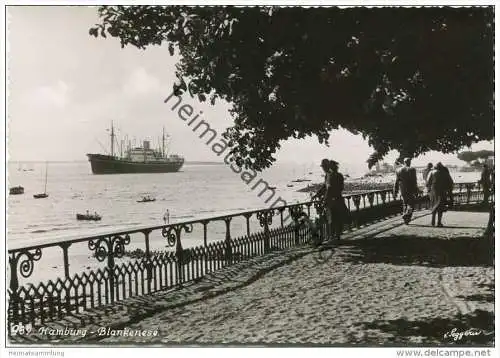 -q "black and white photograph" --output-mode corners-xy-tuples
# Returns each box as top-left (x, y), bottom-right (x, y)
(2, 1), (496, 356)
